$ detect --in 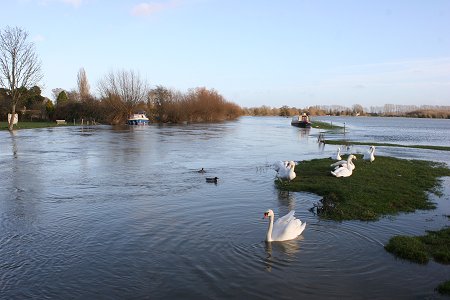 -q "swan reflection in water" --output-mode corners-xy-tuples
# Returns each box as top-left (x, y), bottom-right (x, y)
(277, 191), (296, 211)
(263, 238), (303, 272)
